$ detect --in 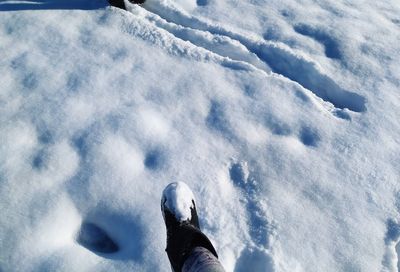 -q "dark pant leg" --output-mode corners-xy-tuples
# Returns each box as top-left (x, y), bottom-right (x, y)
(182, 247), (225, 272)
